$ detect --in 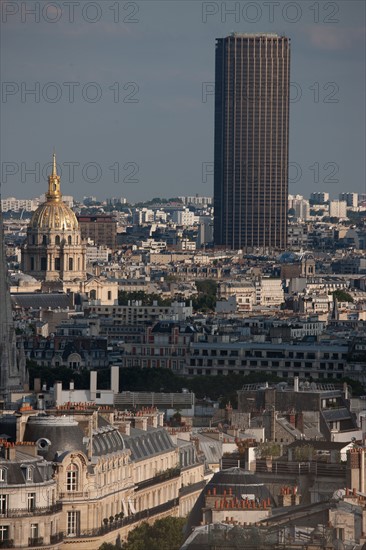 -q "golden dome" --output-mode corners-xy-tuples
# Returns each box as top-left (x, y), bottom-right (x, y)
(30, 201), (79, 231)
(29, 153), (79, 232)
